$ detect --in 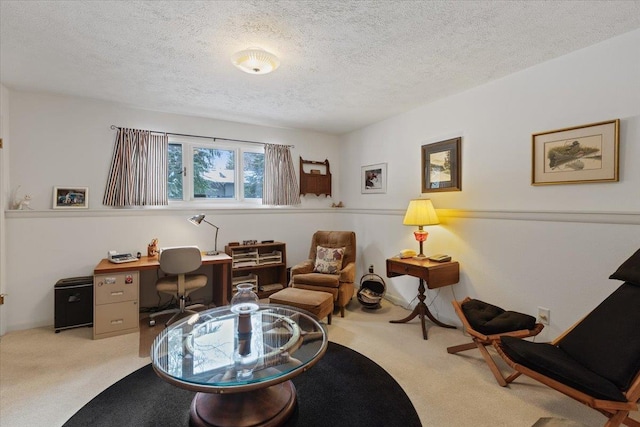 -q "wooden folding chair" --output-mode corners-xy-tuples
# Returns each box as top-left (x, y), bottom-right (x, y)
(494, 248), (640, 427)
(447, 297), (544, 386)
